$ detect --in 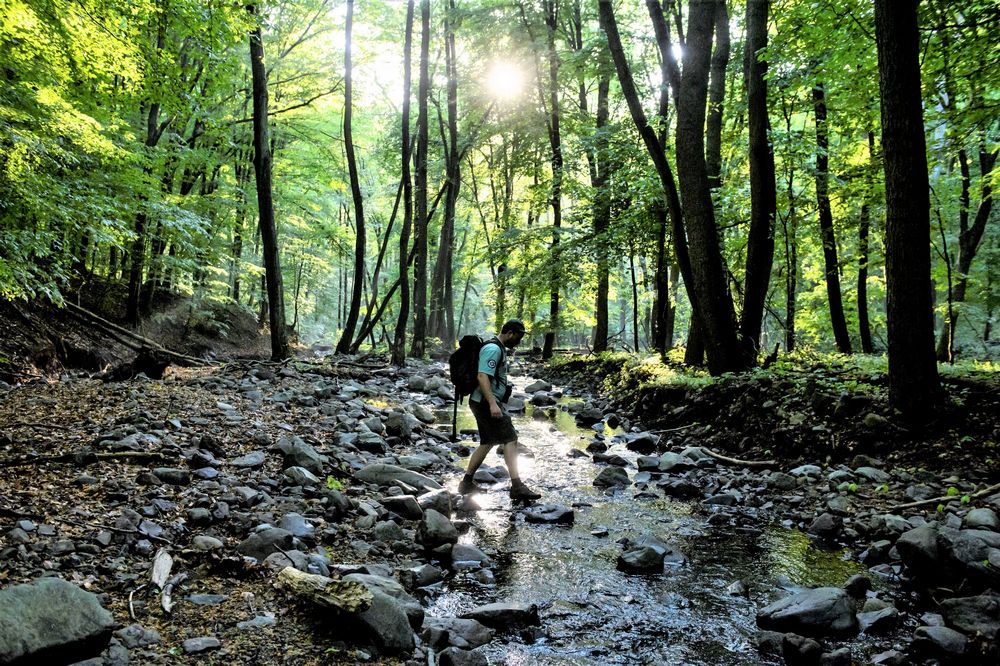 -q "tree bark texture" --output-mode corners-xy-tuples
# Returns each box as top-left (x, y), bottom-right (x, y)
(542, 0), (563, 360)
(248, 6), (289, 360)
(858, 130), (876, 354)
(392, 4), (415, 367)
(812, 81), (852, 353)
(741, 0), (776, 362)
(874, 0), (941, 420)
(674, 0), (746, 374)
(706, 0), (729, 191)
(336, 0), (367, 355)
(409, 0), (430, 359)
